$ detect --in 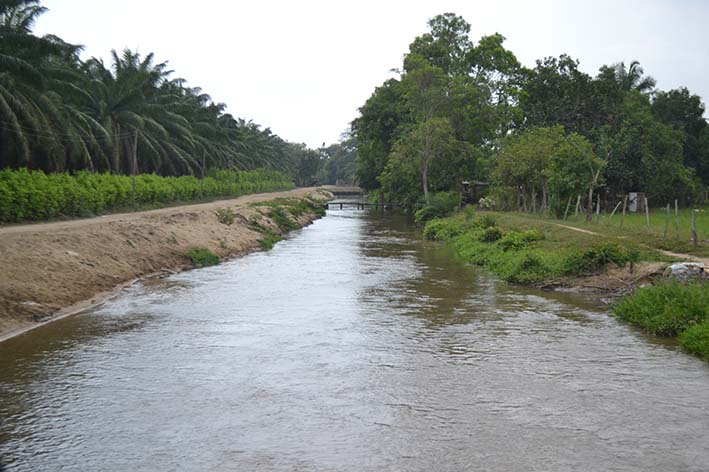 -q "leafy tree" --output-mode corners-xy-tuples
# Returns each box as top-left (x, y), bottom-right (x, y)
(652, 87), (709, 184)
(493, 126), (602, 216)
